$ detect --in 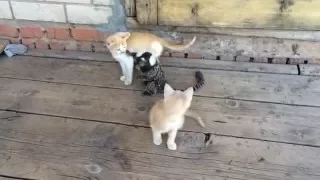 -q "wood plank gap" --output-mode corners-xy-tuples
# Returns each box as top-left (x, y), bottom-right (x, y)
(2, 109), (320, 148)
(297, 64), (301, 75)
(0, 174), (37, 180)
